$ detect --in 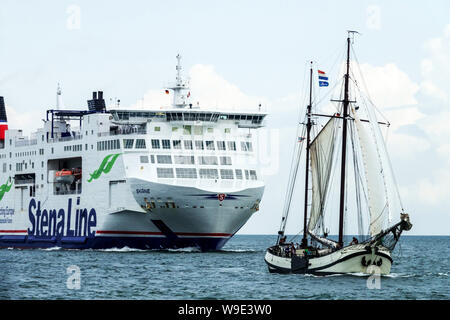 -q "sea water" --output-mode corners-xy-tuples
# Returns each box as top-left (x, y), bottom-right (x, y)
(0, 235), (448, 300)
